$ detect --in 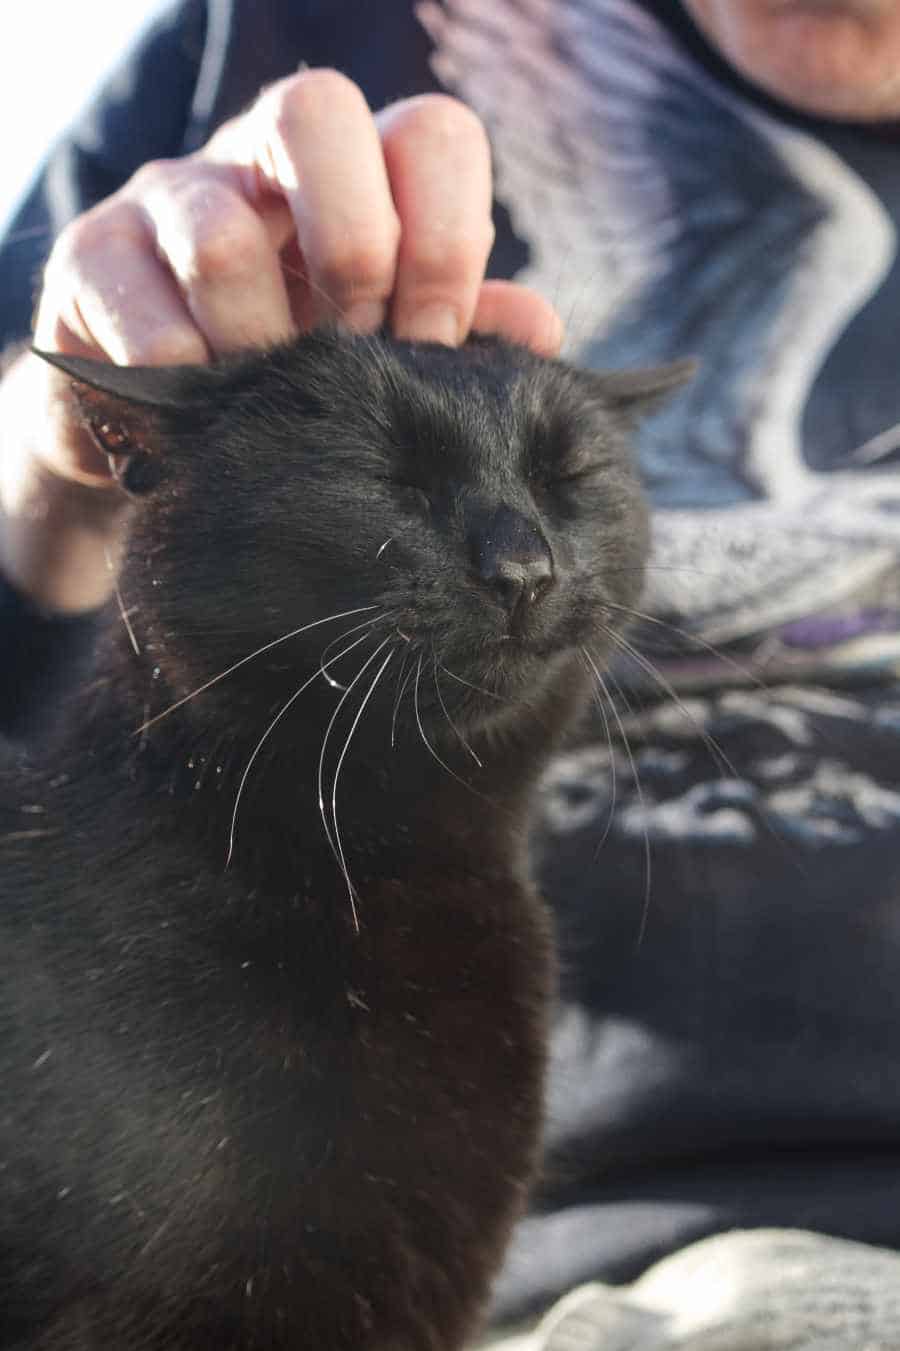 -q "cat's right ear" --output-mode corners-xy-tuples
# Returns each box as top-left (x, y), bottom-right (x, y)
(32, 348), (222, 496)
(584, 358), (698, 420)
